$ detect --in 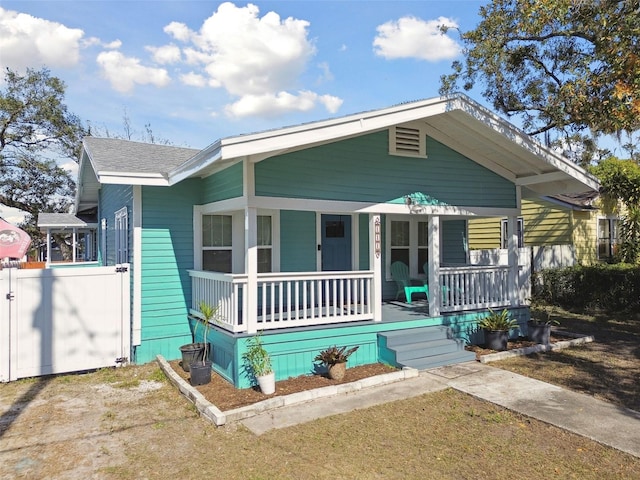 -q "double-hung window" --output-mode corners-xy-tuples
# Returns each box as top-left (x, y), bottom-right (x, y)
(598, 217), (619, 260)
(501, 218), (524, 249)
(115, 207), (128, 264)
(257, 215), (272, 273)
(387, 217), (430, 278)
(202, 215), (232, 272)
